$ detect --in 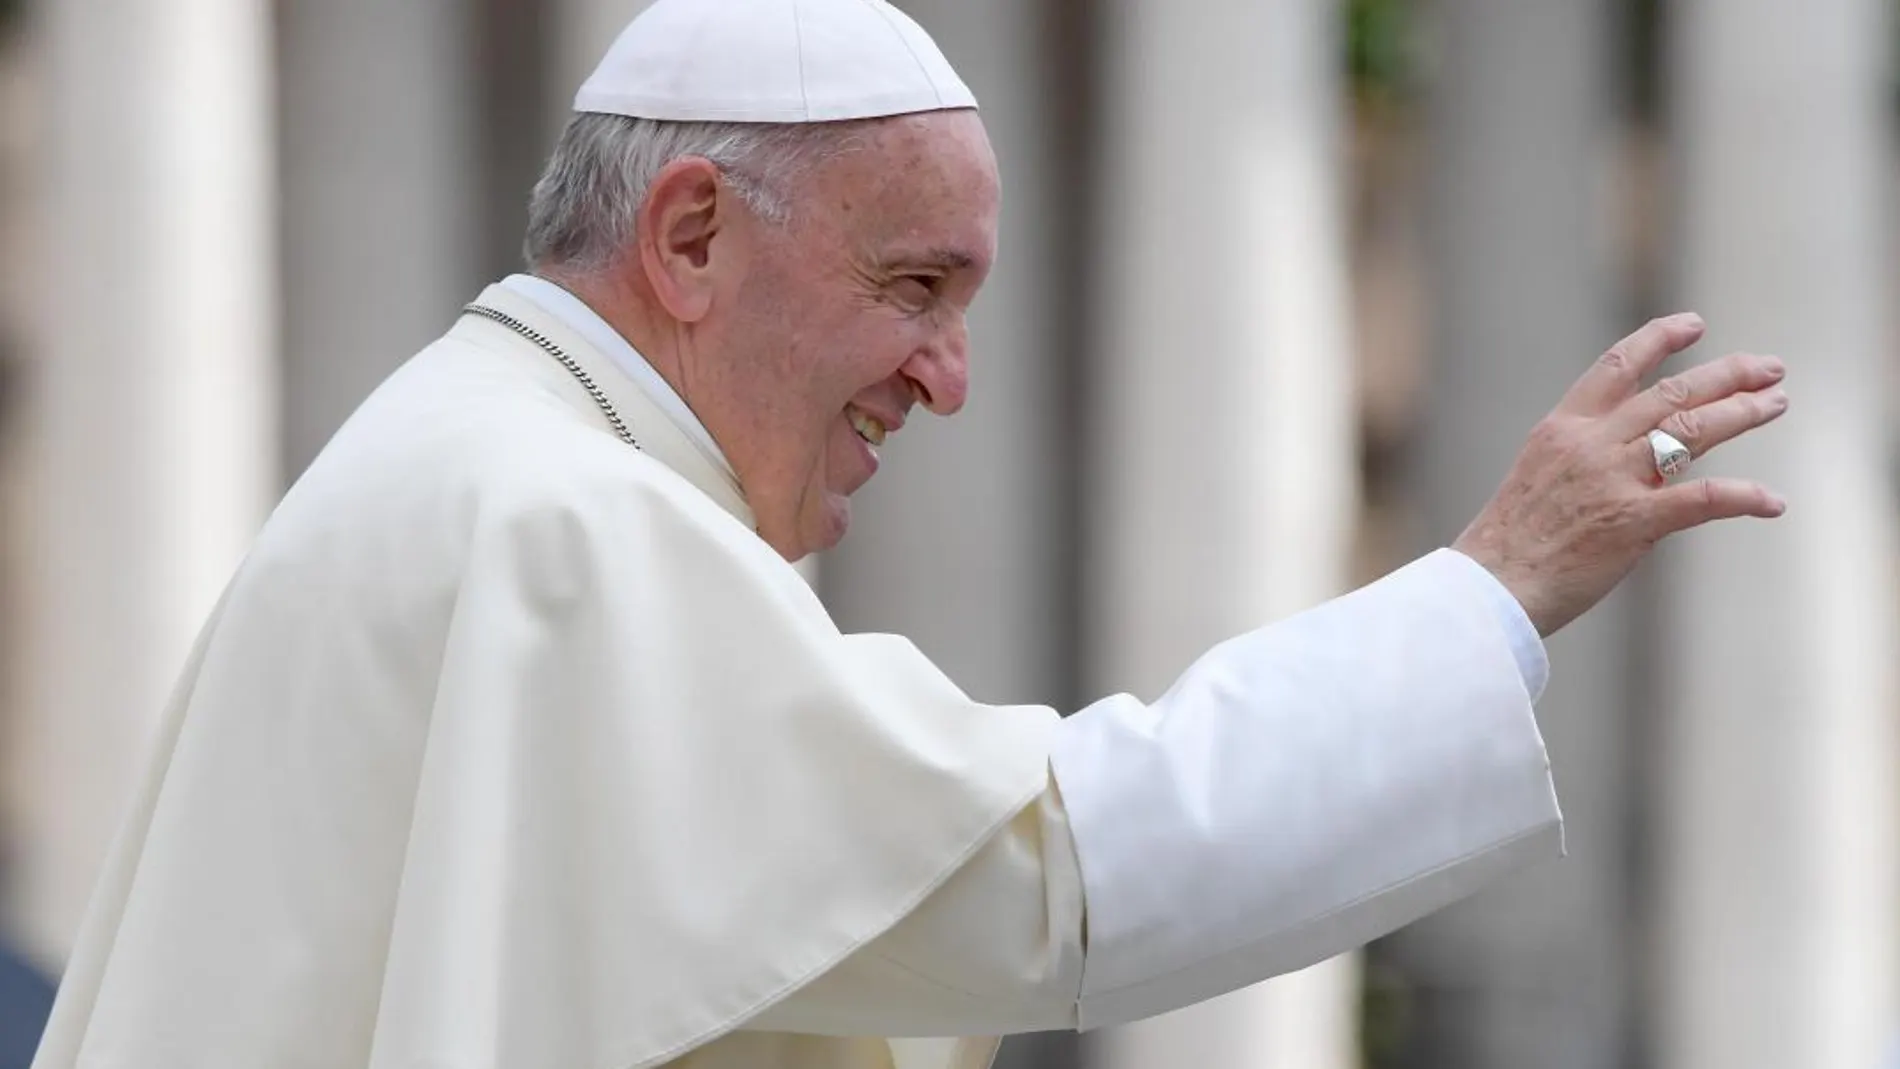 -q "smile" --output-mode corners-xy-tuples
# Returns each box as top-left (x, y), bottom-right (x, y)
(848, 407), (887, 447)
